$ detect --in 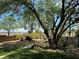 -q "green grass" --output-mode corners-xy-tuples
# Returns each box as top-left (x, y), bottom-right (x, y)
(0, 41), (79, 59)
(1, 48), (79, 59)
(0, 47), (17, 56)
(0, 41), (33, 56)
